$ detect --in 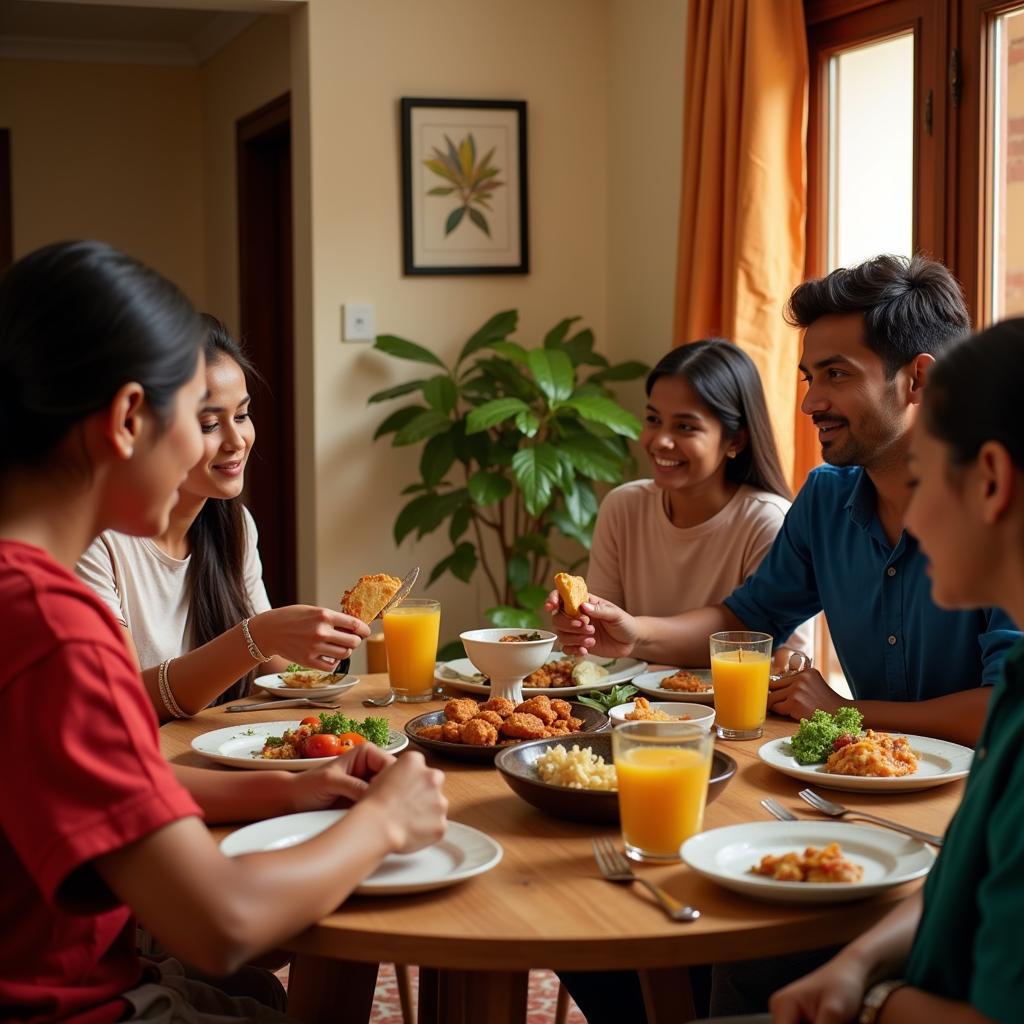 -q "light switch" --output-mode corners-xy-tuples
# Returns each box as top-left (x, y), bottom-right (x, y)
(343, 303), (376, 342)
